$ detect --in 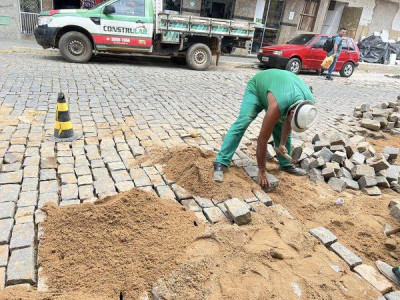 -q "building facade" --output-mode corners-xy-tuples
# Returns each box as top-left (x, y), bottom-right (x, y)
(1, 0), (399, 54)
